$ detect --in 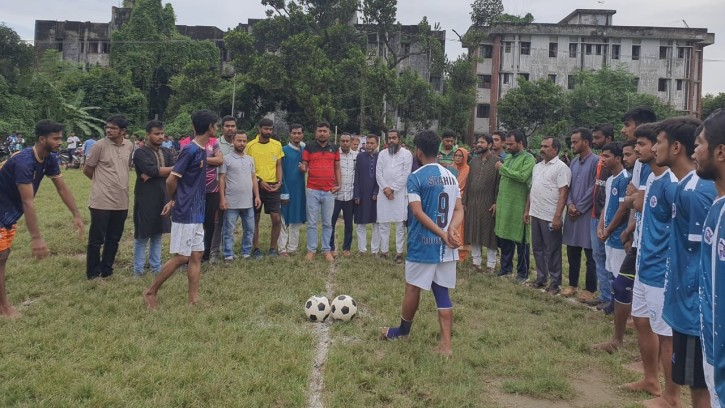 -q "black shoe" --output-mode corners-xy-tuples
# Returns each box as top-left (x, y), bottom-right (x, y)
(252, 248), (263, 260)
(596, 301), (612, 311)
(268, 248), (279, 257)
